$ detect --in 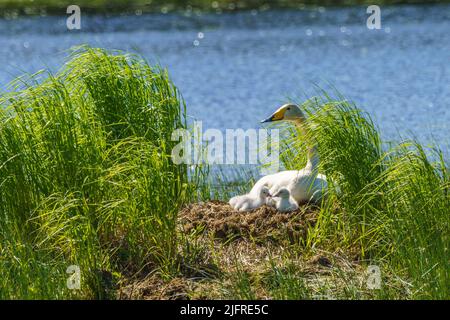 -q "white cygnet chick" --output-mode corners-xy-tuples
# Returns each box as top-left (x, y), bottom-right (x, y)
(272, 188), (299, 212)
(237, 186), (271, 212)
(229, 195), (245, 208)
